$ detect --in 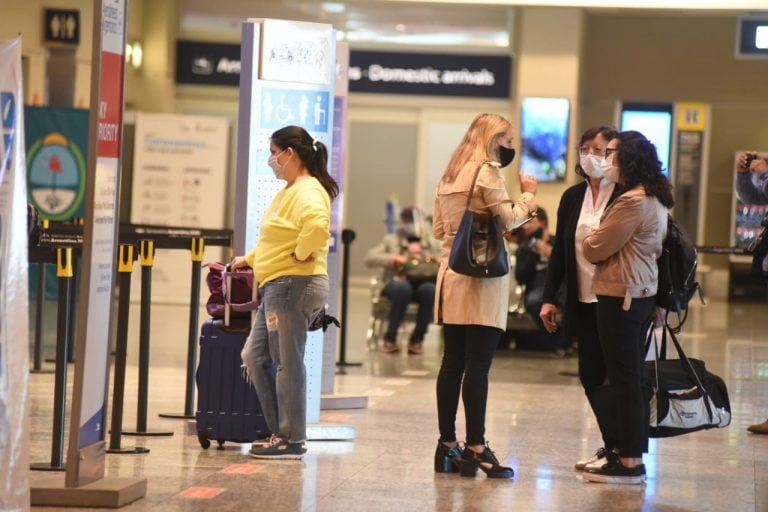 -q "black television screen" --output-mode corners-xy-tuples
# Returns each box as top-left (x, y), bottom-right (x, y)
(737, 17), (768, 59)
